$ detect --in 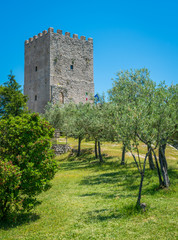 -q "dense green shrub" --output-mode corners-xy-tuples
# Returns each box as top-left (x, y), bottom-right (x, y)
(0, 159), (21, 219)
(0, 113), (57, 219)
